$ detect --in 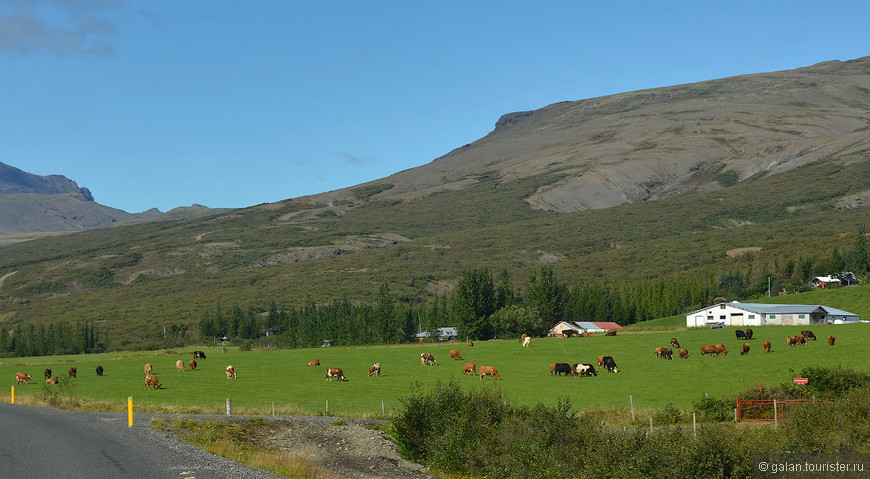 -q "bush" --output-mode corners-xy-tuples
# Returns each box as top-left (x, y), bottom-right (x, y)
(693, 394), (734, 422)
(795, 365), (870, 399)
